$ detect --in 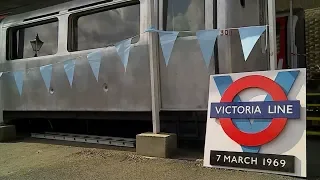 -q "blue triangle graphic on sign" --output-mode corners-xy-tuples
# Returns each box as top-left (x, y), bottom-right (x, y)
(115, 38), (132, 72)
(87, 51), (102, 81)
(13, 71), (24, 96)
(64, 59), (76, 87)
(238, 26), (266, 61)
(40, 64), (53, 92)
(196, 30), (219, 68)
(159, 31), (179, 66)
(241, 146), (261, 153)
